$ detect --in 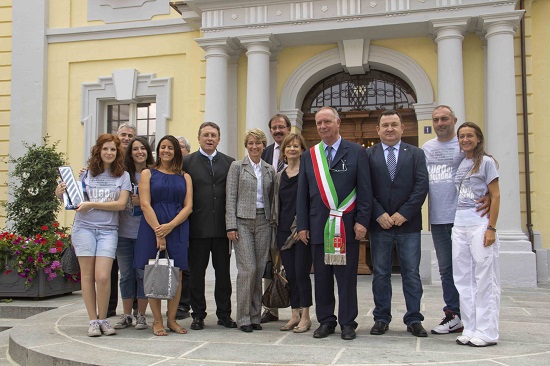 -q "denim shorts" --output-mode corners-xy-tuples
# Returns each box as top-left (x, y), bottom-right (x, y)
(71, 227), (118, 258)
